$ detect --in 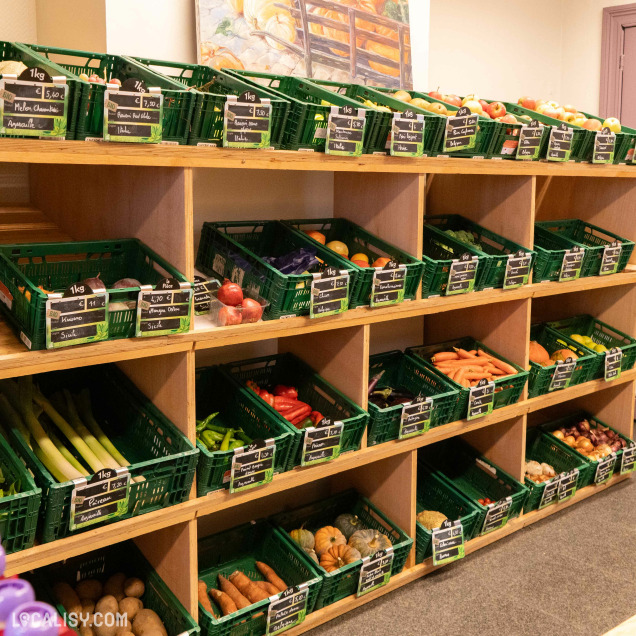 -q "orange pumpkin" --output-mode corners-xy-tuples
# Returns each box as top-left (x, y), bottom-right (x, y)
(314, 526), (346, 556)
(319, 544), (361, 573)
